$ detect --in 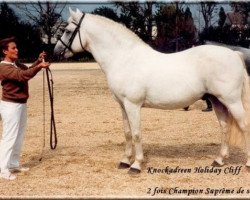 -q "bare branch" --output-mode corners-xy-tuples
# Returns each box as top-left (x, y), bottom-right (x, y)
(15, 1), (66, 51)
